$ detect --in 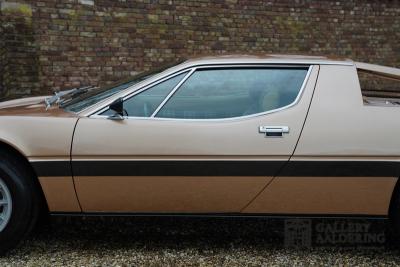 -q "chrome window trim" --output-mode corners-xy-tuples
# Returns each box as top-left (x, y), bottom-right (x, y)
(150, 68), (196, 117)
(90, 64), (313, 121)
(79, 66), (191, 116)
(87, 64), (308, 117)
(91, 68), (194, 117)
